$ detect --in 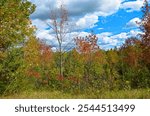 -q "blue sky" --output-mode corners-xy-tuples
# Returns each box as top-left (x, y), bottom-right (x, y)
(29, 0), (149, 50)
